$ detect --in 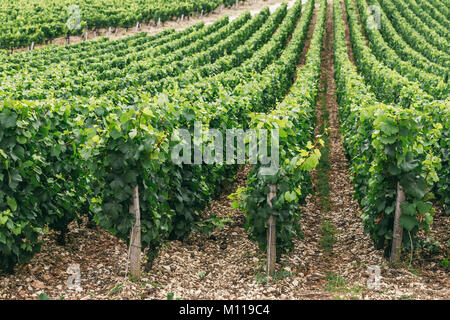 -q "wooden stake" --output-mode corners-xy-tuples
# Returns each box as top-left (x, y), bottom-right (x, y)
(129, 185), (142, 281)
(390, 182), (405, 264)
(266, 184), (277, 275)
